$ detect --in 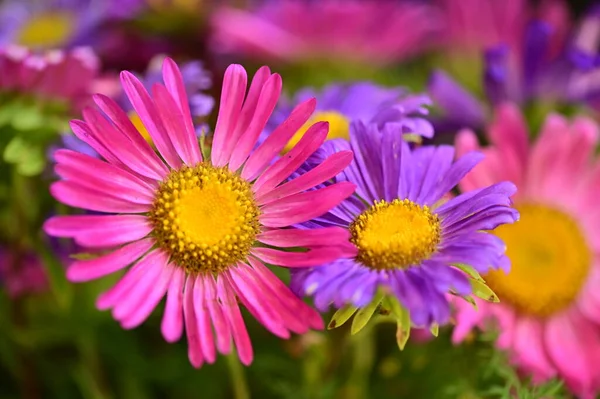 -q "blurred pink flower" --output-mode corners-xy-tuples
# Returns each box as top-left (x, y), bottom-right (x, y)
(210, 0), (441, 65)
(452, 103), (600, 399)
(0, 250), (48, 299)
